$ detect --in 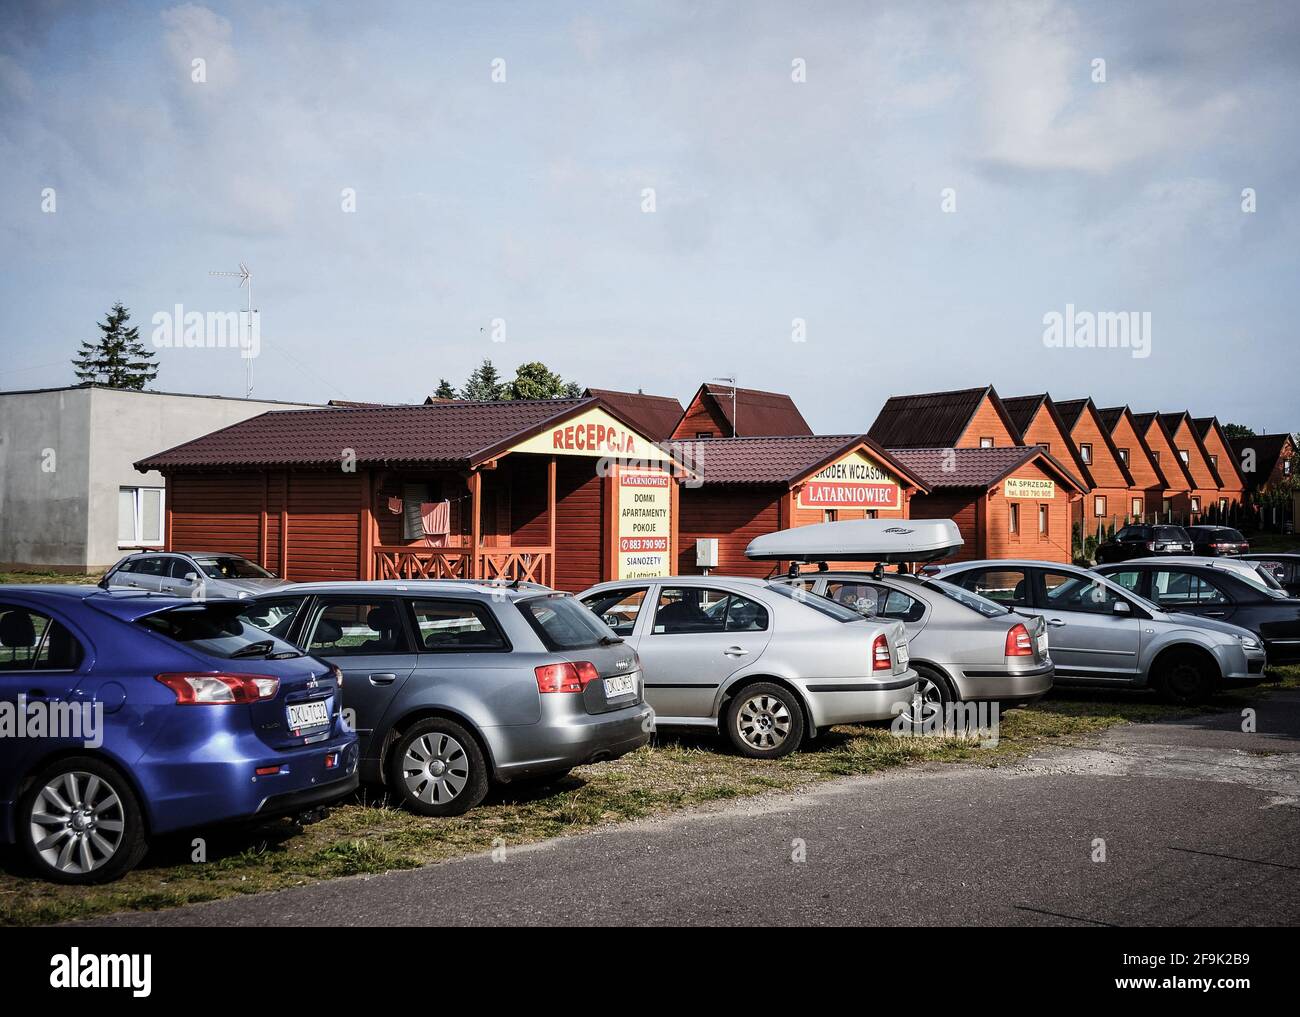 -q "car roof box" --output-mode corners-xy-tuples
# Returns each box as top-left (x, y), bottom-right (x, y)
(745, 518), (963, 564)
